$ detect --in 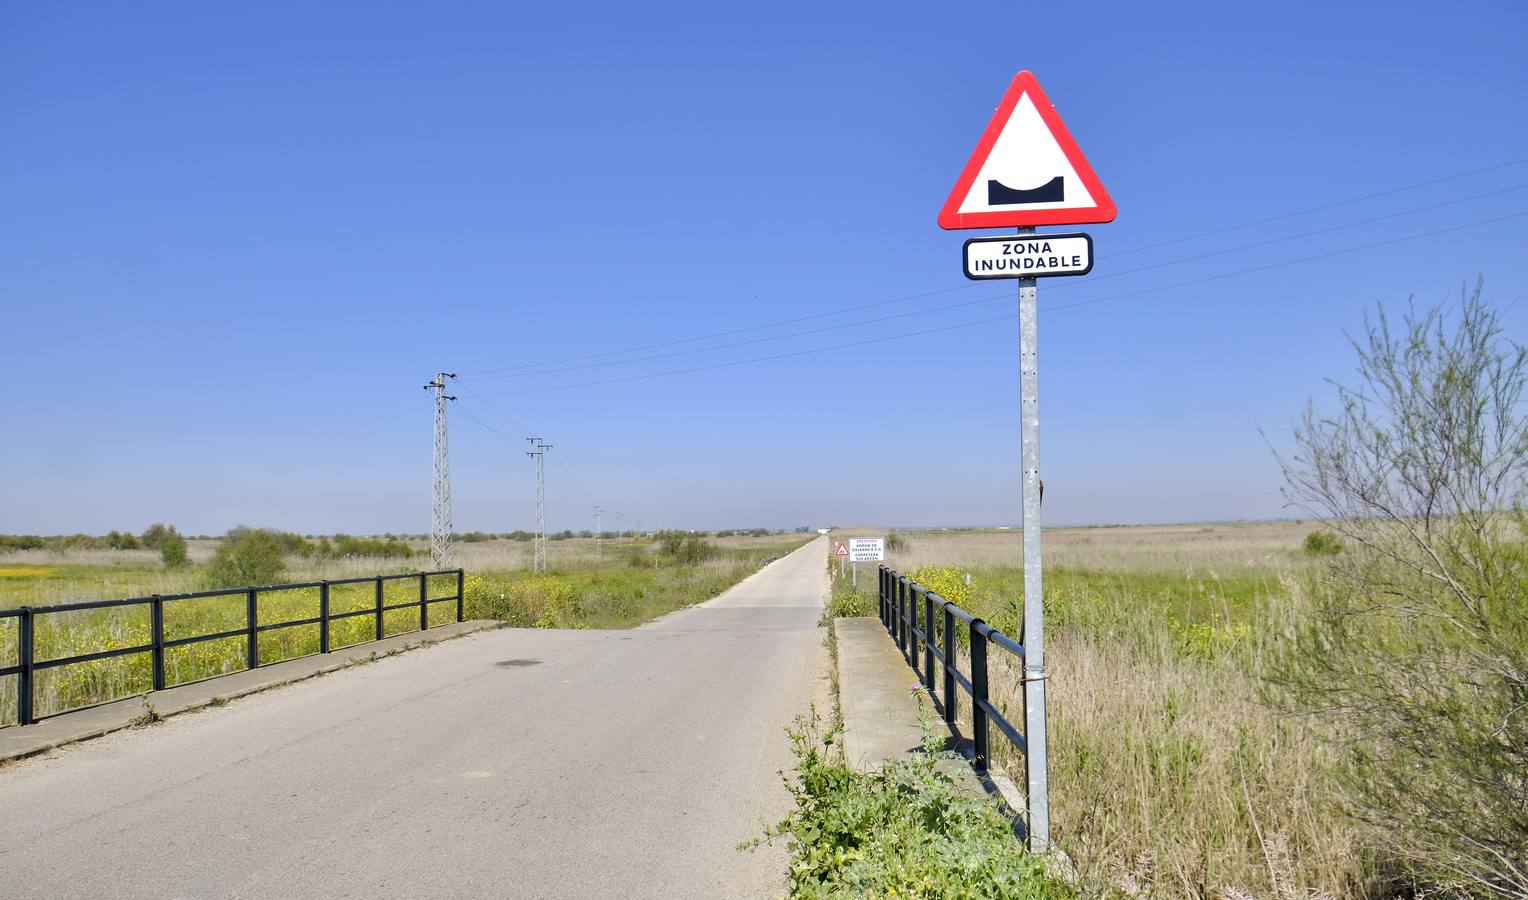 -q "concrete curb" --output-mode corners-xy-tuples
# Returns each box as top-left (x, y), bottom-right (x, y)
(832, 616), (1022, 811)
(0, 619), (505, 764)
